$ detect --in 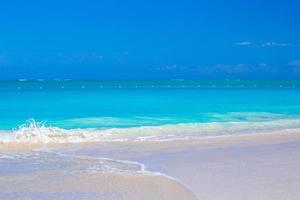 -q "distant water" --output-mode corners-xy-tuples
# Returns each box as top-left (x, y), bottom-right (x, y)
(0, 80), (300, 143)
